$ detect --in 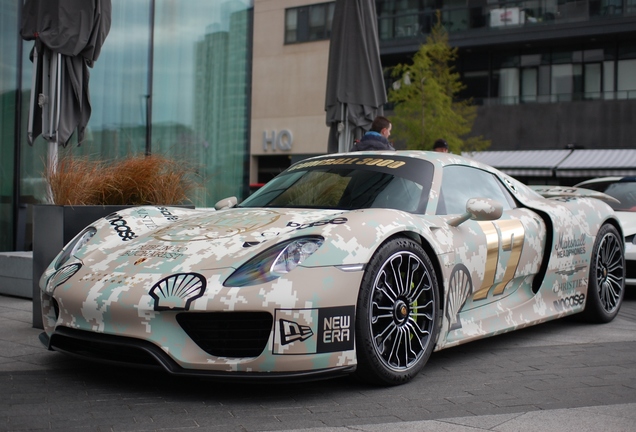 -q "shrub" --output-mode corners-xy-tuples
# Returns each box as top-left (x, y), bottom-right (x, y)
(45, 155), (200, 206)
